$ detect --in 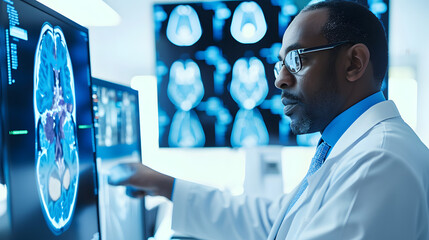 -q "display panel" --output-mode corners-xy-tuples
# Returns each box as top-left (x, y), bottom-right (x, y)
(0, 0), (99, 239)
(154, 0), (389, 148)
(92, 78), (146, 240)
